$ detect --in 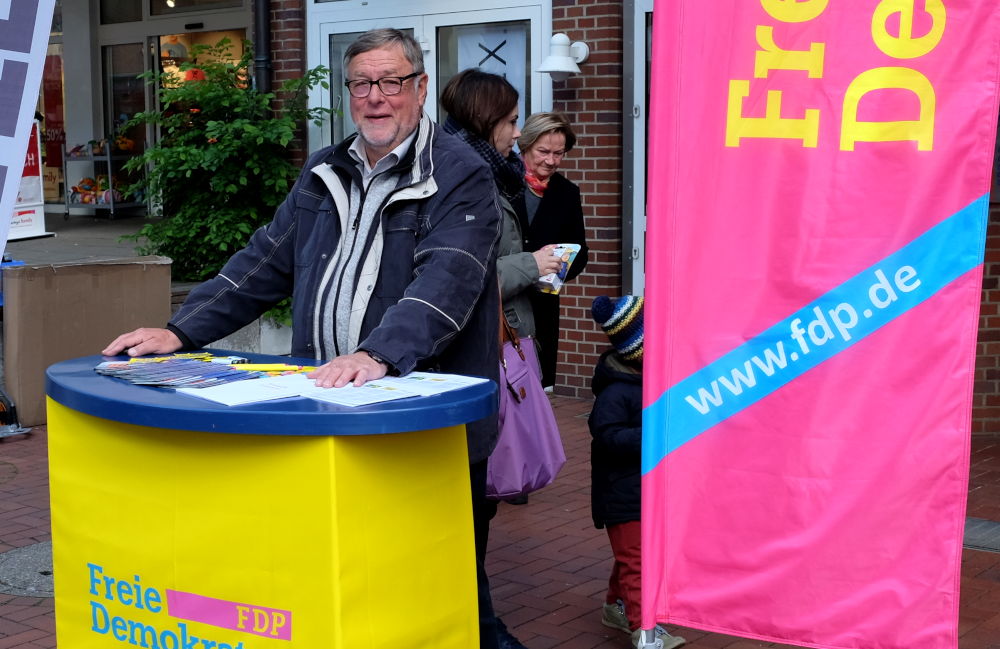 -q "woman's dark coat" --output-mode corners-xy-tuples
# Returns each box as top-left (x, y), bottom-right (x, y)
(512, 172), (588, 387)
